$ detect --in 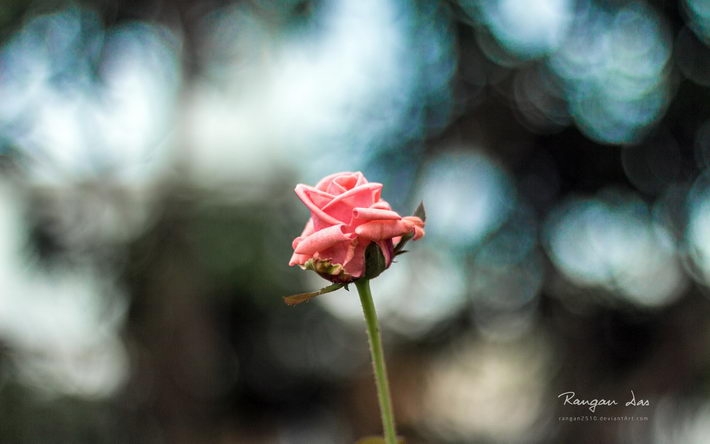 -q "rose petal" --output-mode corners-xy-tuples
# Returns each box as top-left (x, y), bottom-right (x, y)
(352, 207), (402, 222)
(329, 174), (359, 194)
(288, 251), (311, 266)
(295, 185), (341, 226)
(321, 183), (383, 222)
(315, 171), (367, 194)
(296, 218), (315, 239)
(294, 224), (356, 255)
(403, 216), (425, 240)
(371, 201), (393, 210)
(377, 239), (394, 269)
(355, 219), (413, 241)
(341, 241), (368, 278)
